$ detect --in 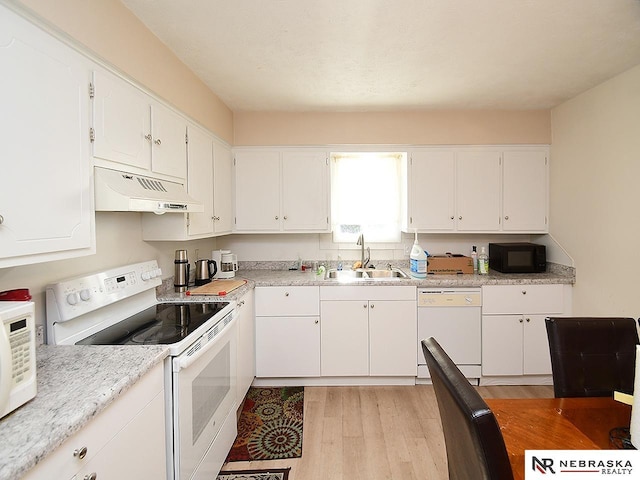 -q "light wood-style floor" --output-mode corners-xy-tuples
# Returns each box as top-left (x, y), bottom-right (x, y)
(222, 384), (553, 480)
